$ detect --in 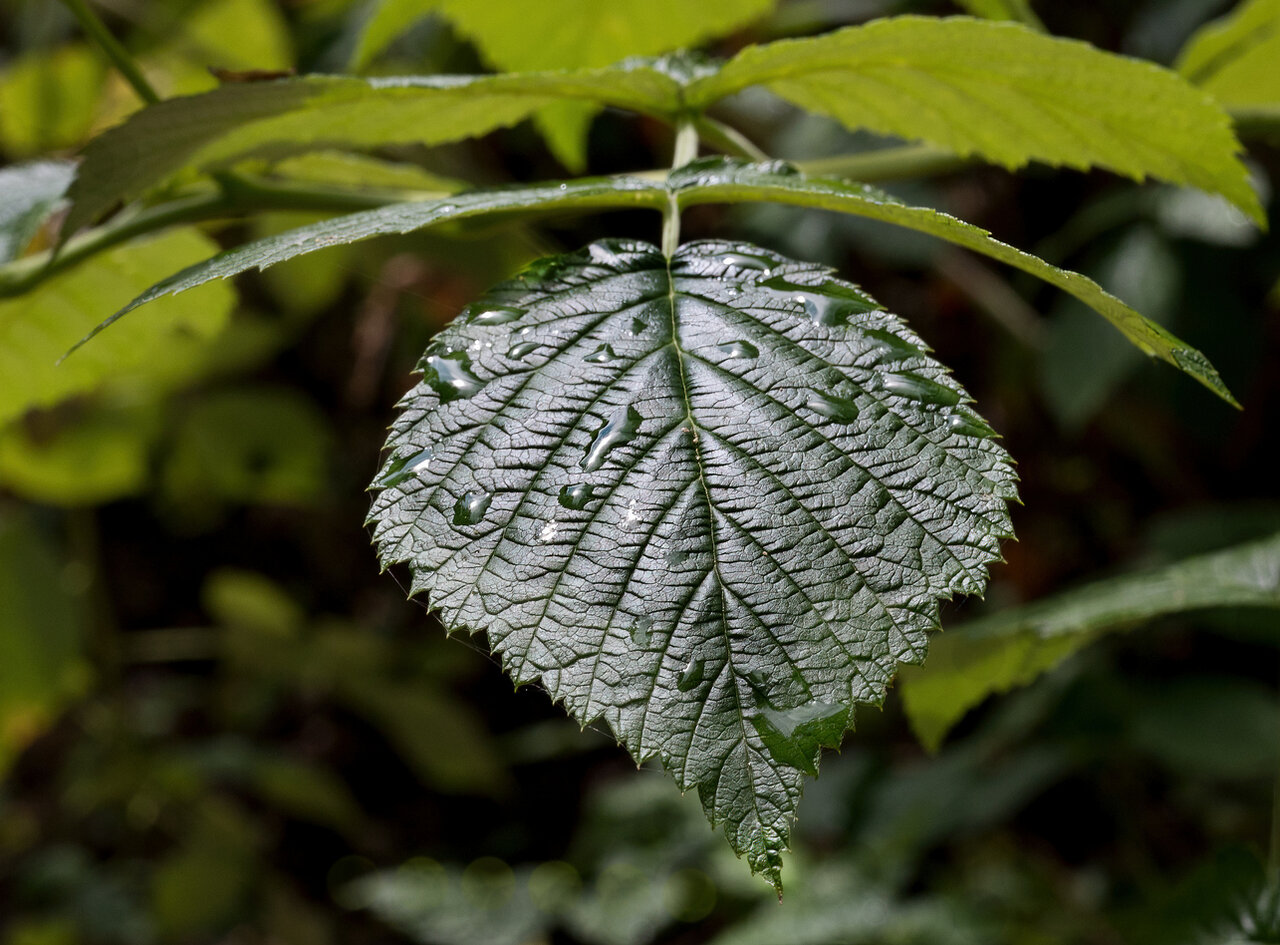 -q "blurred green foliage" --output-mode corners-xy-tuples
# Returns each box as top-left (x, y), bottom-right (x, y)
(1, 0), (1279, 941)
